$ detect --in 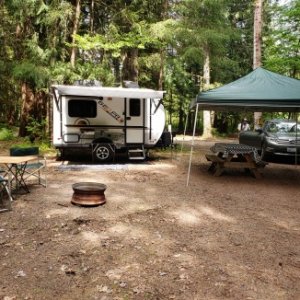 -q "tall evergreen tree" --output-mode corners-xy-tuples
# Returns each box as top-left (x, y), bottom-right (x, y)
(176, 0), (233, 137)
(264, 0), (300, 78)
(253, 0), (264, 129)
(2, 0), (73, 136)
